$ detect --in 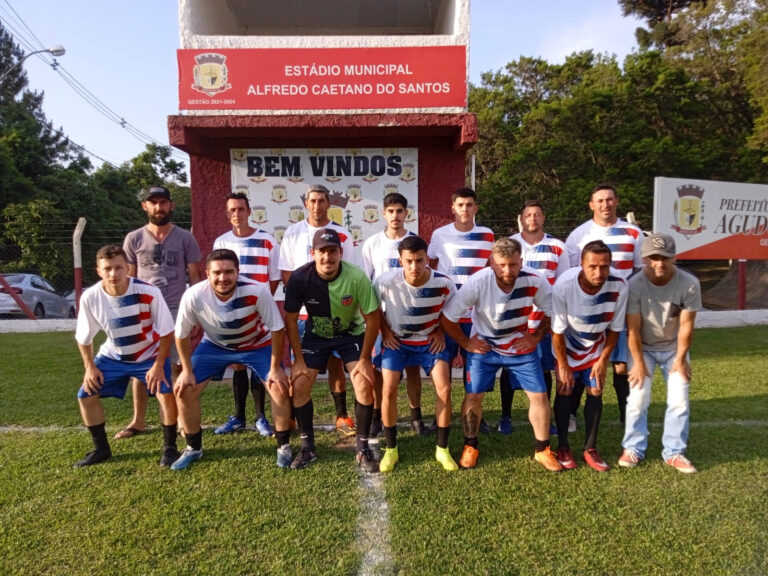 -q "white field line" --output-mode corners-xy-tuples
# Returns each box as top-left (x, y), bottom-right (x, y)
(355, 443), (393, 576)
